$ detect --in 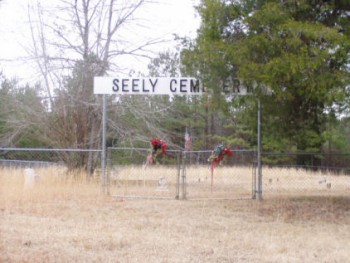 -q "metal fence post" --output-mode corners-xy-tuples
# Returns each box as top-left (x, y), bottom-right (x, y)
(257, 99), (263, 200)
(106, 148), (111, 195)
(181, 151), (187, 200)
(252, 162), (257, 199)
(175, 151), (180, 199)
(101, 94), (108, 194)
